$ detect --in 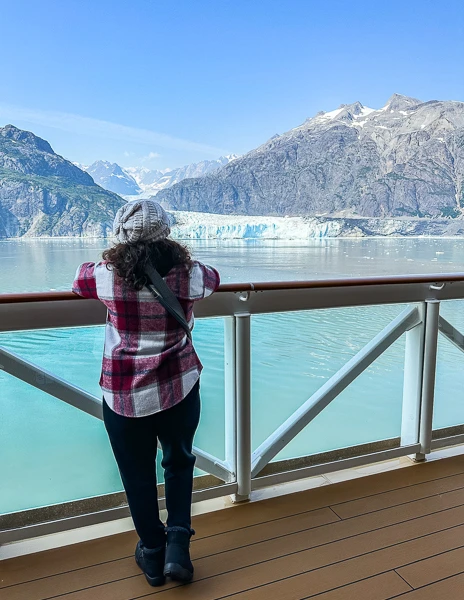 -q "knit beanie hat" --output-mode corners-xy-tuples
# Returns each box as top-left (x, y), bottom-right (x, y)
(113, 200), (171, 244)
